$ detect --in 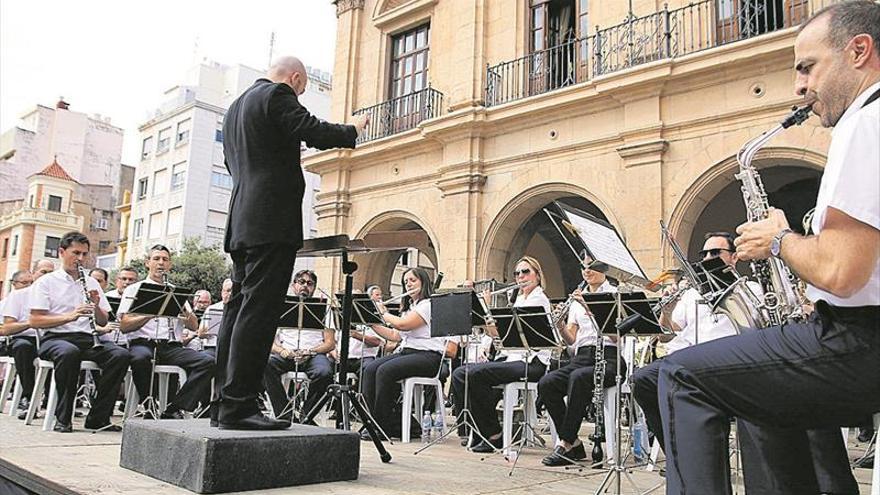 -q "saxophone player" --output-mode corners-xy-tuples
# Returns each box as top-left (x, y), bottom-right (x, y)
(27, 232), (130, 432)
(537, 253), (617, 466)
(656, 3), (880, 494)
